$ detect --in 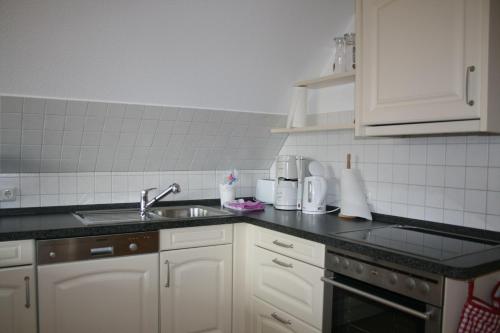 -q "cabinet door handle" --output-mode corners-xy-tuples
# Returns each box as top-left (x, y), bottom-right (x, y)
(271, 312), (292, 325)
(272, 240), (294, 248)
(272, 258), (293, 268)
(466, 65), (475, 106)
(24, 276), (30, 308)
(164, 259), (170, 288)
